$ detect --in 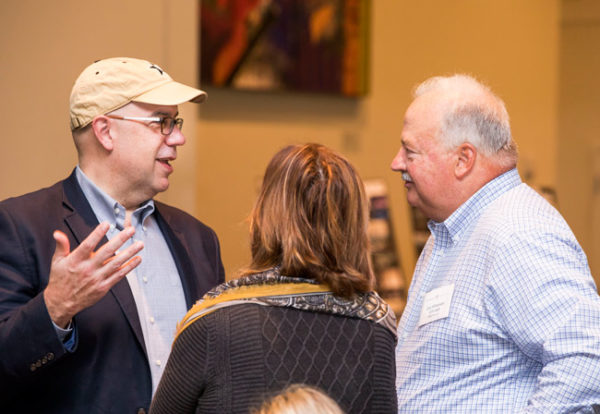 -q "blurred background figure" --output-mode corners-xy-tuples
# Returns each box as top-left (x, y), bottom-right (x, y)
(376, 267), (406, 322)
(253, 384), (345, 414)
(150, 143), (397, 414)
